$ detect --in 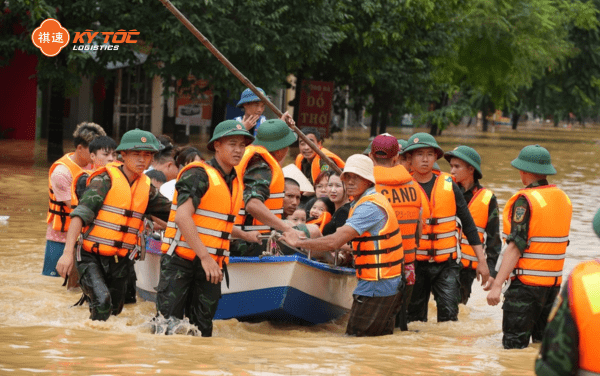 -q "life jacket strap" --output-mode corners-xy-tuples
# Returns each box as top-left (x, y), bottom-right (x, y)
(425, 216), (456, 225)
(355, 257), (404, 271)
(398, 219), (419, 225)
(416, 246), (456, 257)
(421, 231), (456, 241)
(84, 235), (136, 250)
(100, 204), (144, 219)
(93, 219), (140, 235)
(513, 268), (563, 277)
(163, 236), (230, 257)
(521, 252), (566, 260)
(353, 243), (402, 257)
(353, 228), (400, 243)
